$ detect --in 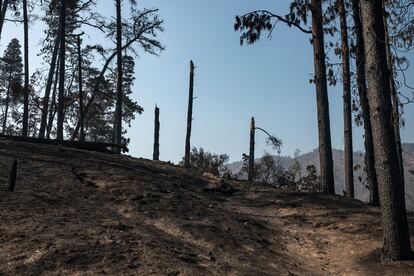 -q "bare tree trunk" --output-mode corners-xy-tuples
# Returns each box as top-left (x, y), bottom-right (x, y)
(2, 74), (11, 134)
(184, 60), (195, 168)
(22, 0), (29, 137)
(46, 56), (60, 139)
(311, 0), (335, 194)
(360, 0), (412, 261)
(351, 0), (379, 205)
(0, 0), (8, 42)
(338, 0), (354, 198)
(248, 117), (255, 182)
(153, 105), (160, 161)
(113, 0), (123, 152)
(57, 0), (66, 141)
(39, 34), (60, 139)
(77, 34), (85, 142)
